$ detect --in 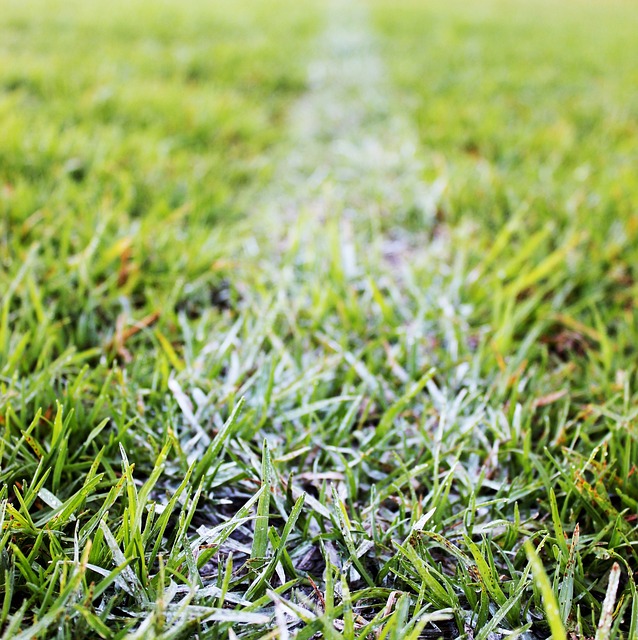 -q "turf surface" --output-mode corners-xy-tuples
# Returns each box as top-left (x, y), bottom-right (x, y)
(1, 0), (638, 638)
